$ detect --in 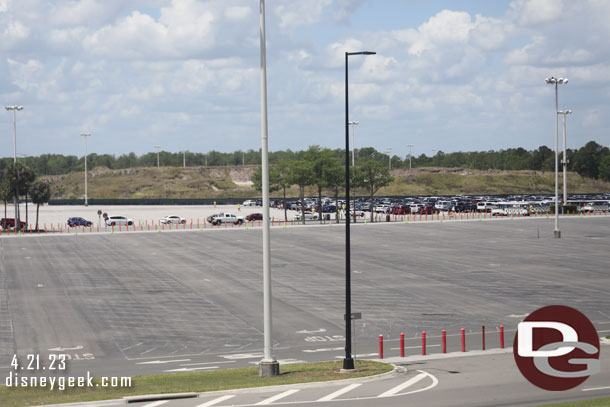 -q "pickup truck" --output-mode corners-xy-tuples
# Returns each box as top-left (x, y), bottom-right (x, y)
(209, 213), (244, 226)
(0, 218), (26, 230)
